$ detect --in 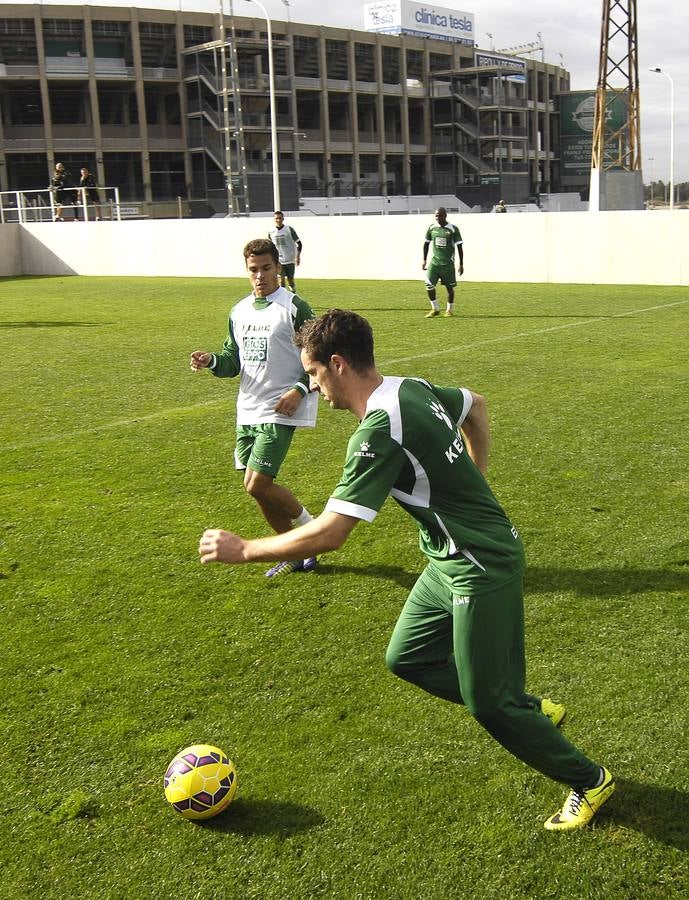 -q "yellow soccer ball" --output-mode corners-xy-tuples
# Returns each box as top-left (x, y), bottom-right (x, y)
(164, 744), (237, 820)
